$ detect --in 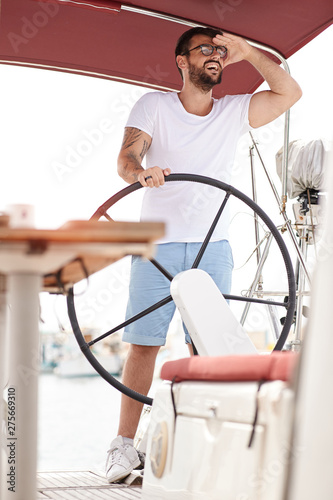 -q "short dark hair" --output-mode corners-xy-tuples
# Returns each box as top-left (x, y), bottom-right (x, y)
(175, 27), (223, 79)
